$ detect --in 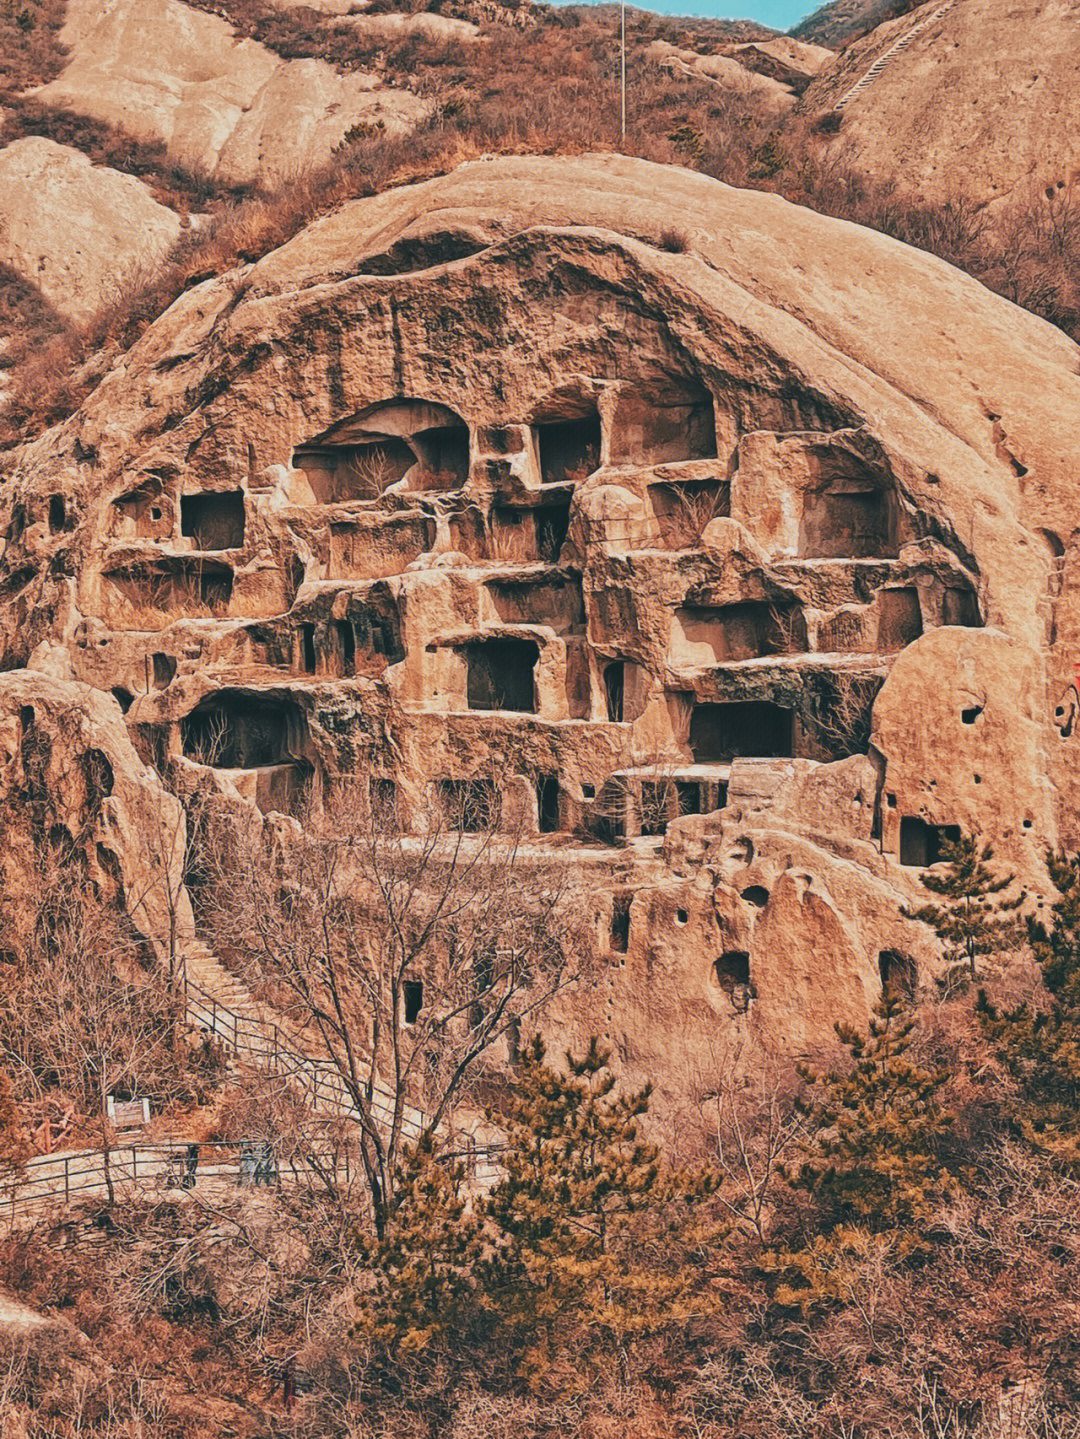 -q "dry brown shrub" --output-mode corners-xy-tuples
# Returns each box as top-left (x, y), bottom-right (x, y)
(0, 0), (67, 92)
